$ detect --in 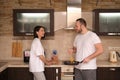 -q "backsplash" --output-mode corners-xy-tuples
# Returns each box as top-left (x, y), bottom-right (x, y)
(0, 0), (120, 61)
(0, 29), (120, 61)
